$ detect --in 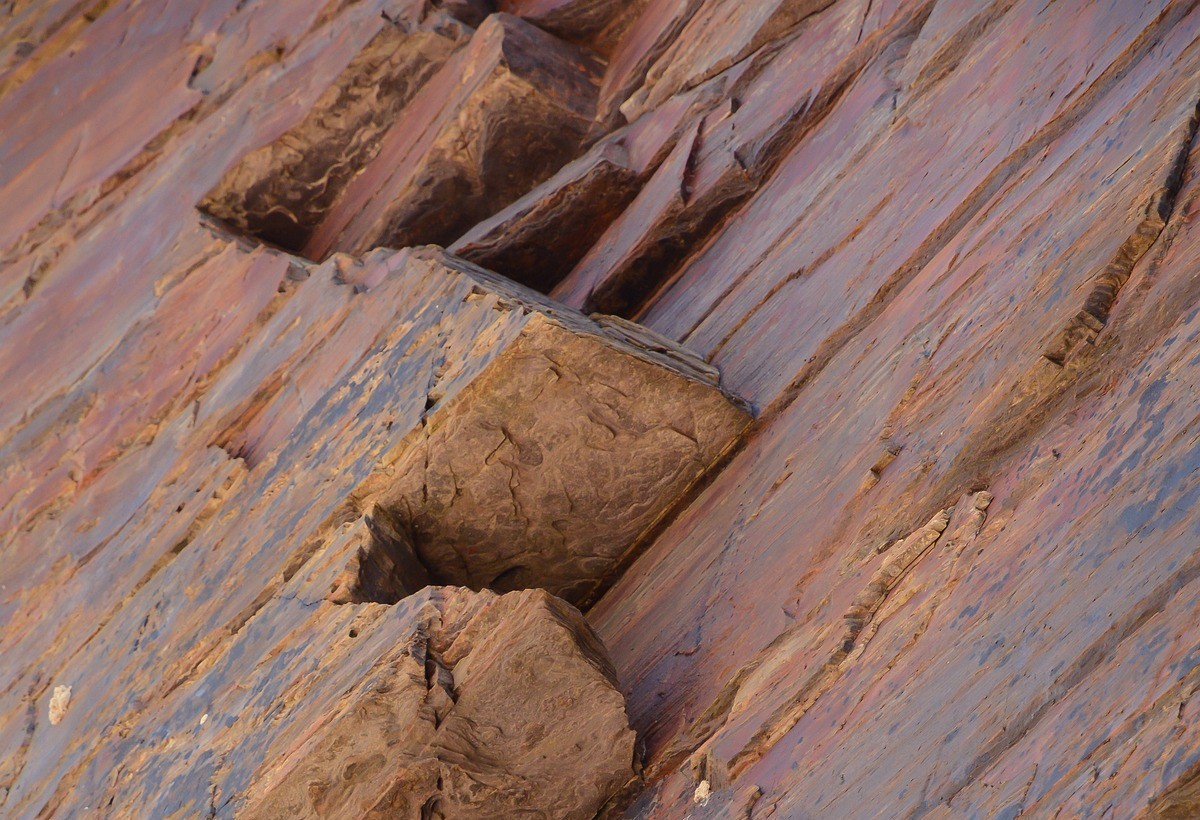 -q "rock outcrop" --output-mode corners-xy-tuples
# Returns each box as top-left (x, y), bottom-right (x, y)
(243, 587), (636, 819)
(299, 12), (604, 260)
(6, 0), (1200, 817)
(0, 241), (714, 816)
(350, 299), (749, 605)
